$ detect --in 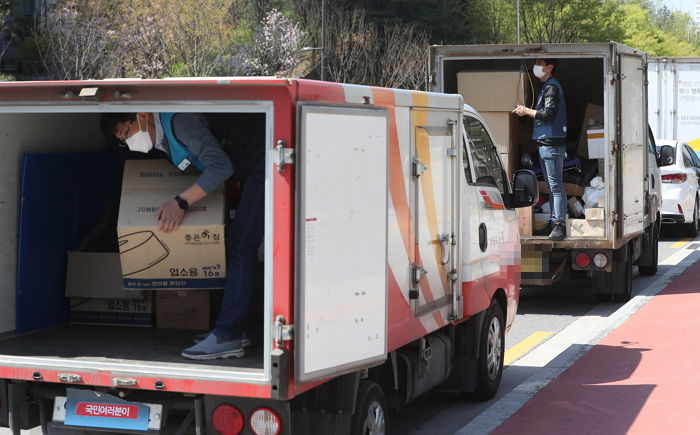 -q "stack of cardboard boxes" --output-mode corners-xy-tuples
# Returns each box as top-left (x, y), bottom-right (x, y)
(66, 159), (227, 329)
